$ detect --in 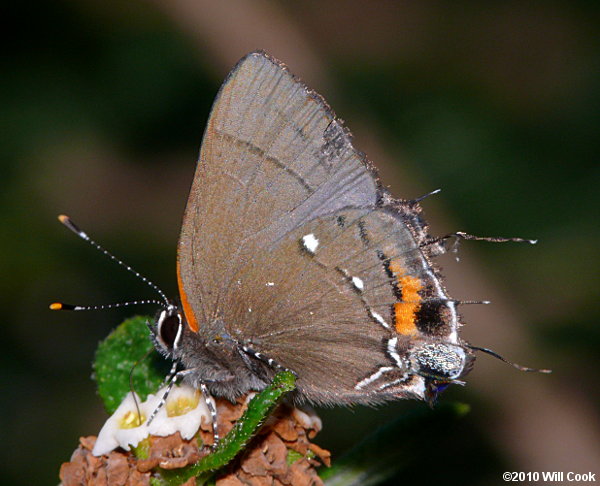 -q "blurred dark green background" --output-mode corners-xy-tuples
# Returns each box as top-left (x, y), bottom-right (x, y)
(2, 1), (598, 485)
